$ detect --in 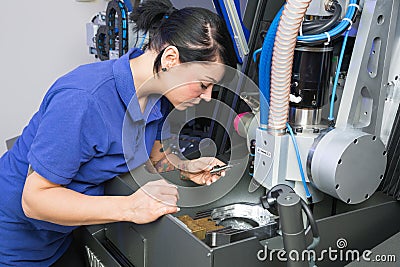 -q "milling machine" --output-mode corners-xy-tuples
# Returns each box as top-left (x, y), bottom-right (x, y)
(82, 0), (400, 266)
